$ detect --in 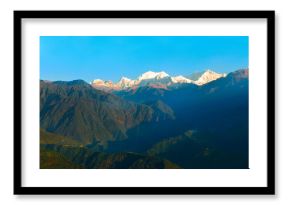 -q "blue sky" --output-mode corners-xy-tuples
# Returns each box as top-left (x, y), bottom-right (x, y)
(40, 36), (248, 82)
